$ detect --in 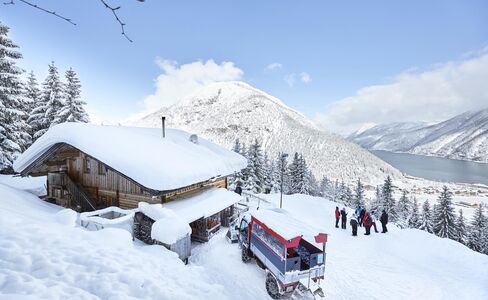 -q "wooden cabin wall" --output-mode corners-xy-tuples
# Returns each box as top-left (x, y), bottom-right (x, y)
(40, 144), (230, 210)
